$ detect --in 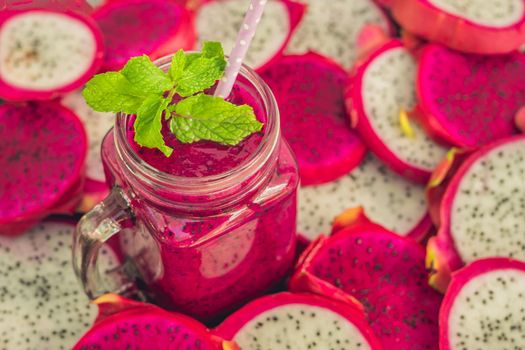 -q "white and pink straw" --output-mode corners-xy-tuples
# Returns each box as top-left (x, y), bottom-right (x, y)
(214, 0), (268, 98)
